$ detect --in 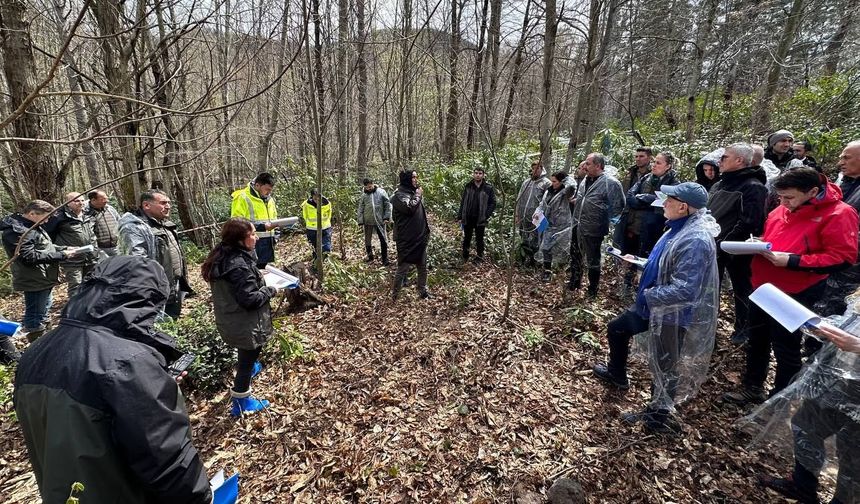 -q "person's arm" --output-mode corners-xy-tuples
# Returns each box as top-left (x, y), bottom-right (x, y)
(392, 191), (420, 215)
(100, 354), (212, 504)
(16, 231), (66, 265)
(223, 264), (276, 310)
(118, 222), (150, 257)
(610, 179), (626, 219)
(763, 209), (859, 273)
(381, 189), (392, 221)
(814, 323), (860, 353)
(356, 194), (365, 225)
(456, 185), (466, 221)
(644, 239), (711, 310)
(486, 185), (497, 218)
(722, 183), (769, 242)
